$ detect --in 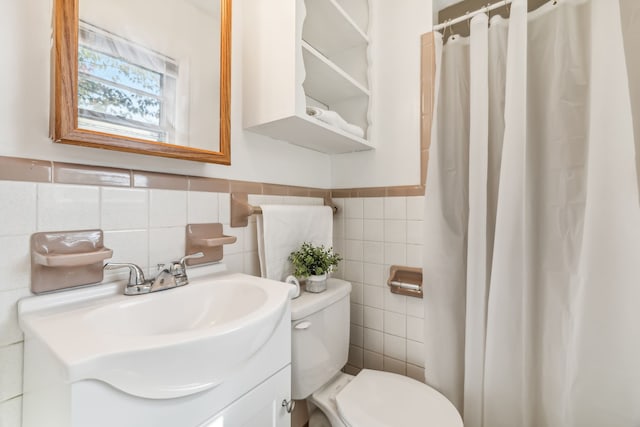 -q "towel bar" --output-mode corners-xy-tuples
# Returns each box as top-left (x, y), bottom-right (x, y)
(230, 192), (338, 227)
